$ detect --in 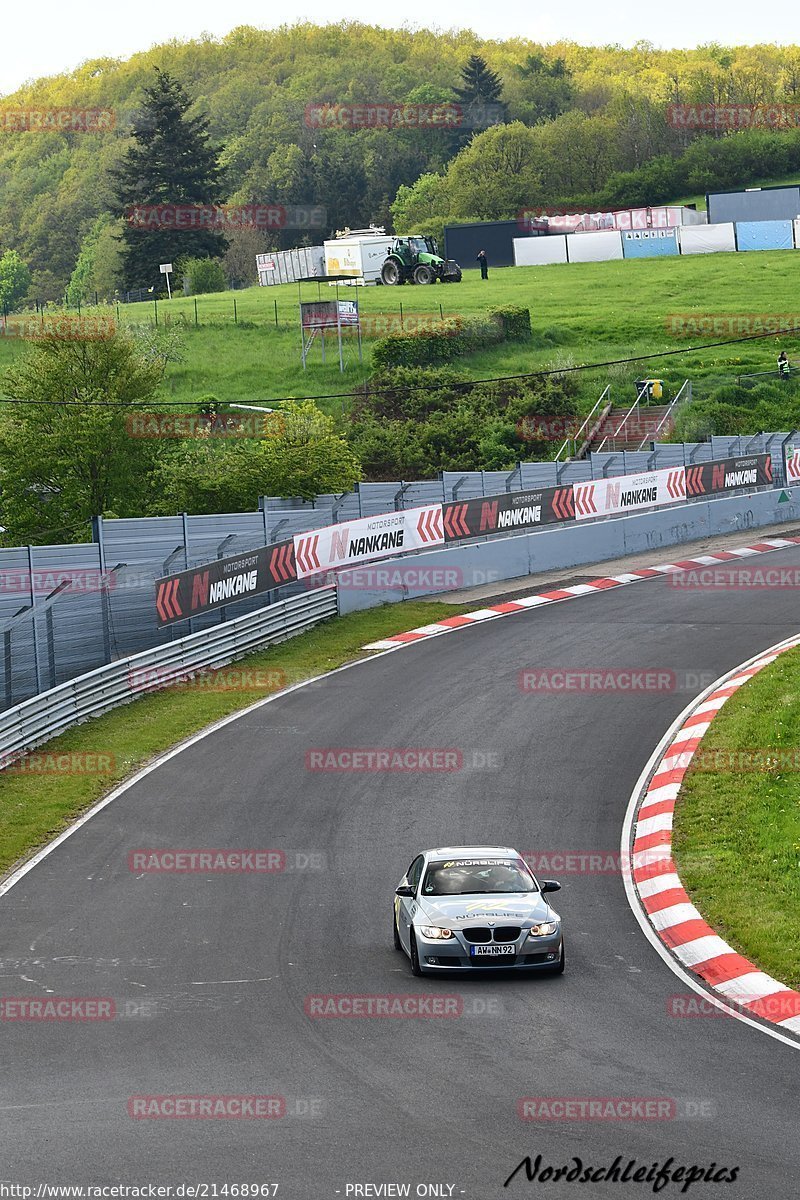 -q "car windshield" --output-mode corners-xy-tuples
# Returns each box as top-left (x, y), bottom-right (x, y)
(422, 858), (536, 896)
